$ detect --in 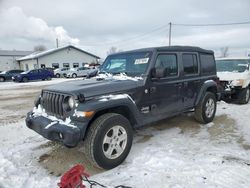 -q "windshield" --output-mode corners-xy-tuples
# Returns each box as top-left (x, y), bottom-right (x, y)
(1, 71), (7, 74)
(216, 59), (250, 73)
(100, 51), (152, 76)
